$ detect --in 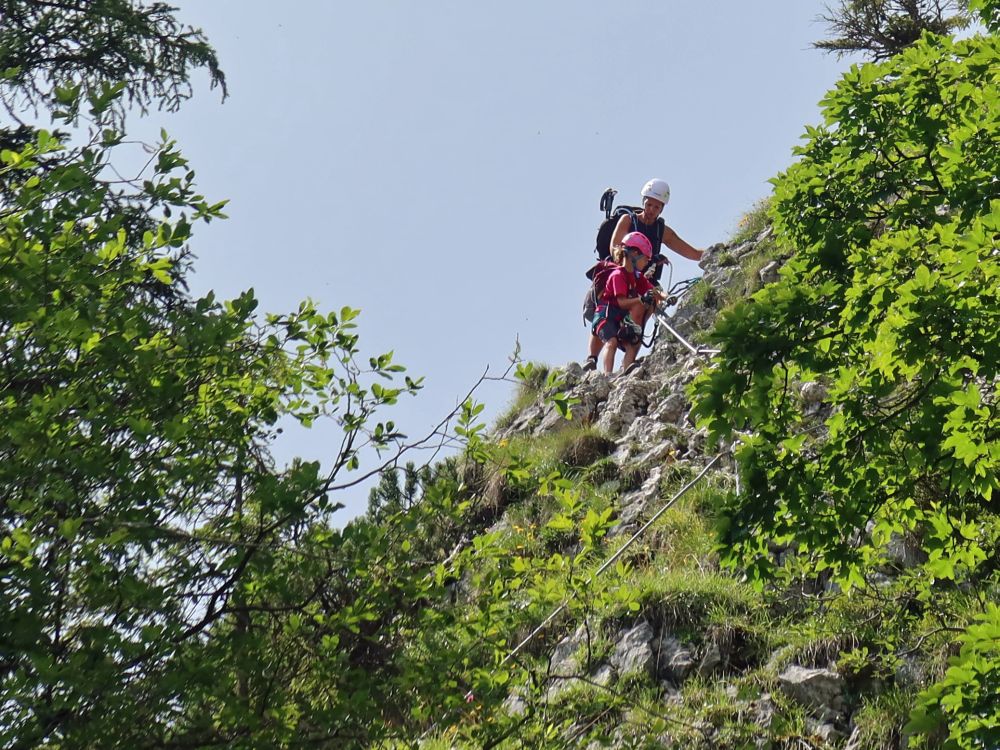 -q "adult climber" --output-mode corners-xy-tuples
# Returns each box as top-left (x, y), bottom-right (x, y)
(610, 177), (703, 284)
(584, 178), (704, 370)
